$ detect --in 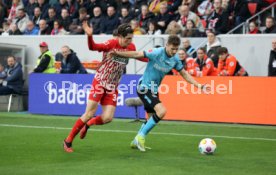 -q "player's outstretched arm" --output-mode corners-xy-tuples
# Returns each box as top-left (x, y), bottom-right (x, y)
(179, 68), (210, 93)
(111, 50), (145, 59)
